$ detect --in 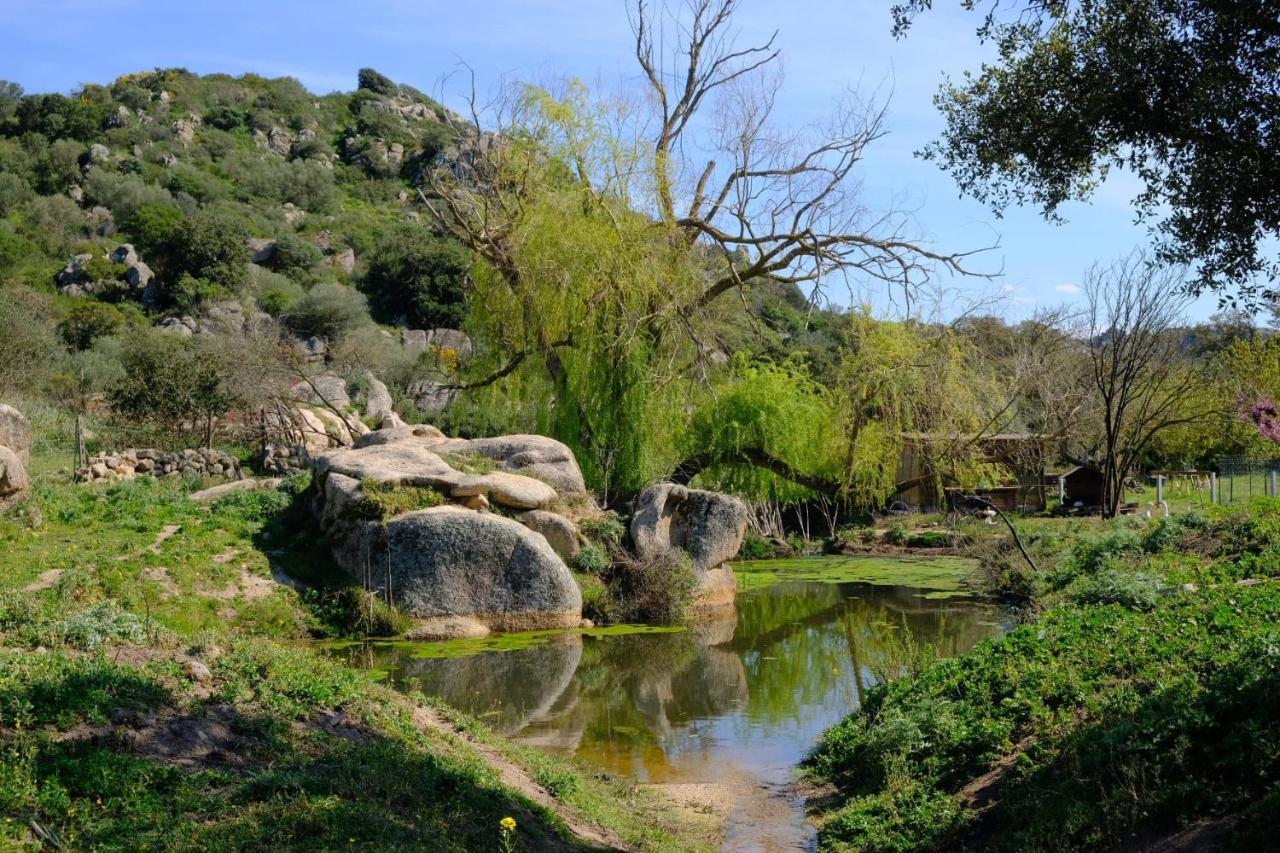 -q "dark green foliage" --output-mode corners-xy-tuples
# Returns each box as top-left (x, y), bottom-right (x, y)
(361, 224), (469, 328)
(202, 103), (243, 130)
(168, 273), (229, 314)
(268, 232), (323, 279)
(169, 210), (249, 291)
(899, 0), (1280, 298)
(119, 202), (182, 261)
(356, 68), (398, 97)
(107, 332), (237, 443)
(58, 301), (143, 350)
(905, 530), (953, 548)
